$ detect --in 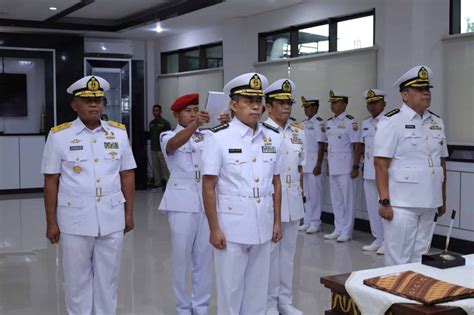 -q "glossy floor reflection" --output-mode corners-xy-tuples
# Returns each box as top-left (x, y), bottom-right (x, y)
(0, 191), (384, 315)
